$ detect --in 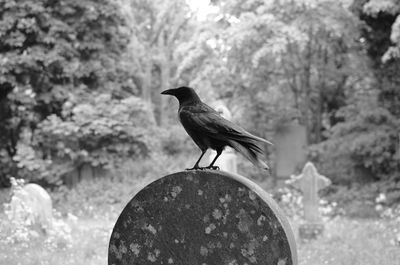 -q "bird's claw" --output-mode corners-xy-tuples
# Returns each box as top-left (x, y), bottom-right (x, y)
(185, 166), (220, 171)
(185, 166), (205, 171)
